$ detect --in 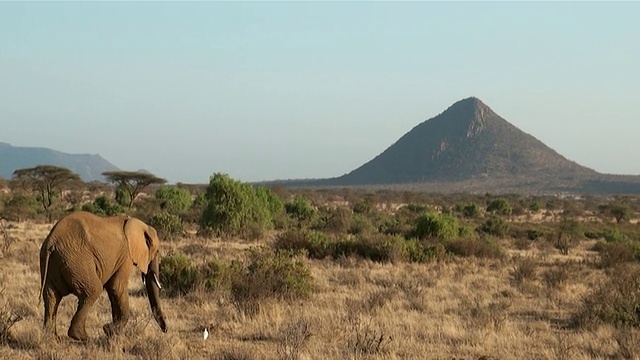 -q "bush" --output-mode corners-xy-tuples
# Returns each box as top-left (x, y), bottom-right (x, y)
(445, 237), (503, 259)
(597, 241), (638, 268)
(230, 247), (312, 316)
(81, 196), (125, 216)
(487, 198), (512, 216)
(148, 212), (185, 240)
(155, 186), (192, 214)
(573, 265), (640, 328)
(457, 202), (480, 218)
(285, 195), (316, 228)
(478, 215), (509, 237)
(315, 206), (352, 234)
(412, 212), (459, 240)
(1, 191), (38, 221)
(273, 229), (334, 259)
(603, 229), (628, 243)
(348, 214), (376, 236)
(274, 230), (444, 264)
(199, 173), (282, 238)
(159, 252), (200, 297)
(527, 229), (544, 241)
(510, 256), (538, 284)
